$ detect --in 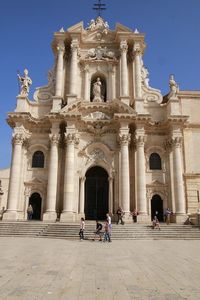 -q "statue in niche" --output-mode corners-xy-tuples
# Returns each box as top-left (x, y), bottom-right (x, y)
(17, 69), (32, 96)
(93, 77), (103, 102)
